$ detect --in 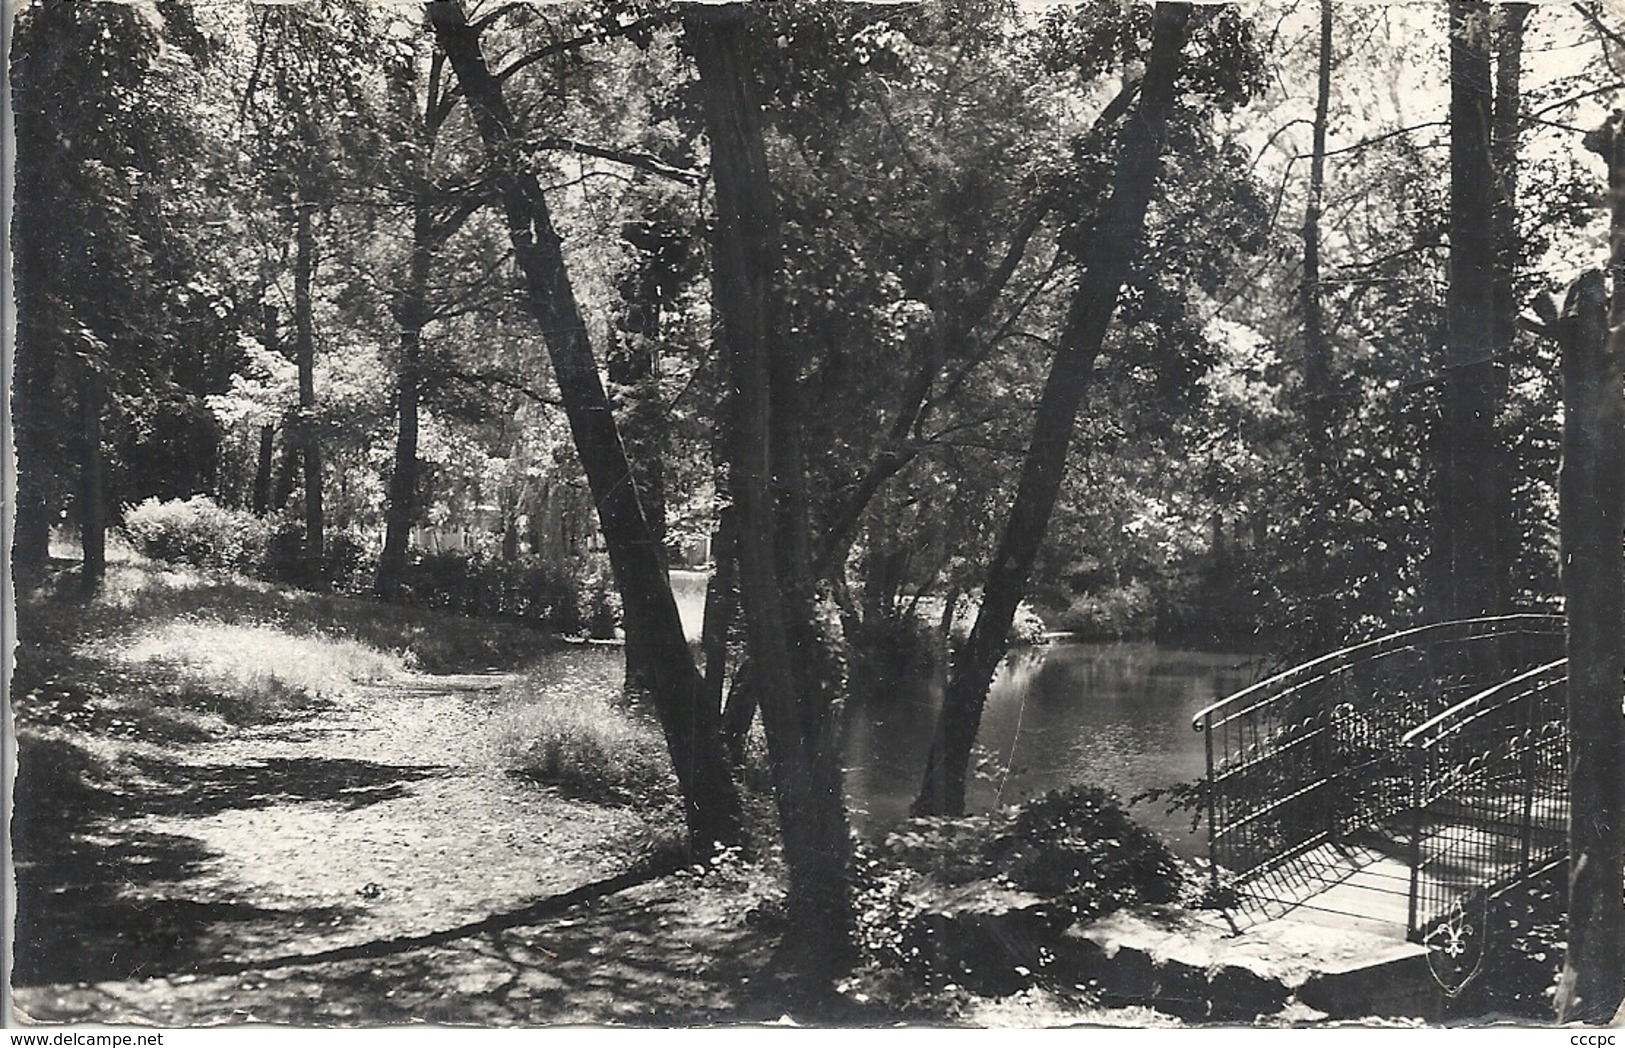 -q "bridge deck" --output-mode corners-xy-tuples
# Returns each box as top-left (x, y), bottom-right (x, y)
(1229, 808), (1566, 941)
(1233, 837), (1416, 939)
